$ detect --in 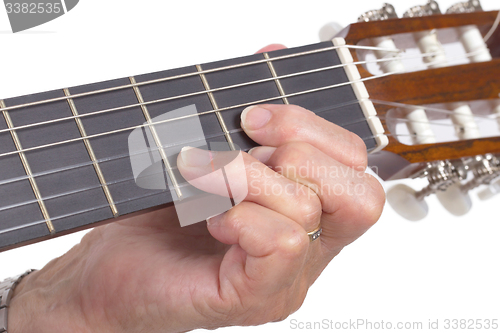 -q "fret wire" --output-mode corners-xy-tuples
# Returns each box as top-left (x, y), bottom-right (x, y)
(63, 88), (119, 216)
(0, 71), (396, 160)
(0, 100), (55, 234)
(0, 44), (401, 114)
(263, 52), (289, 105)
(129, 77), (184, 200)
(0, 47), (476, 137)
(195, 64), (236, 151)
